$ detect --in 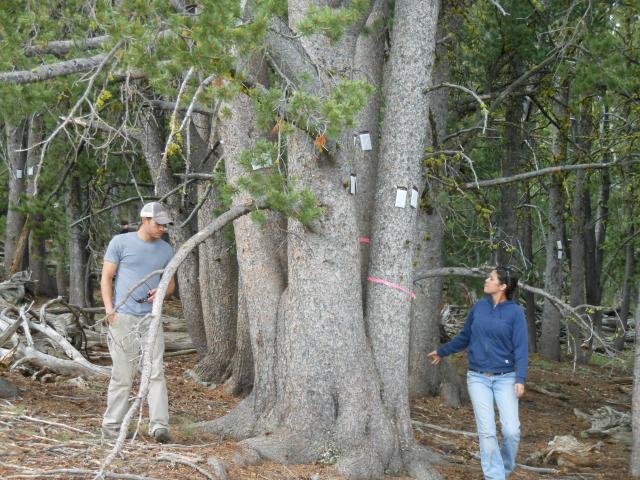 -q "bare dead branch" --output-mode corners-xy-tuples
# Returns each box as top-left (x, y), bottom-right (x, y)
(9, 41), (124, 275)
(0, 315), (22, 347)
(412, 420), (477, 437)
(0, 54), (108, 84)
(18, 306), (34, 347)
(157, 453), (216, 480)
(461, 159), (640, 189)
(159, 67), (195, 173)
(489, 0), (509, 15)
(5, 466), (160, 479)
(0, 344), (105, 377)
(69, 178), (196, 227)
(144, 99), (215, 115)
(424, 83), (489, 133)
(11, 414), (96, 436)
(490, 48), (561, 112)
(178, 183), (212, 229)
(25, 318), (107, 375)
(24, 36), (111, 57)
